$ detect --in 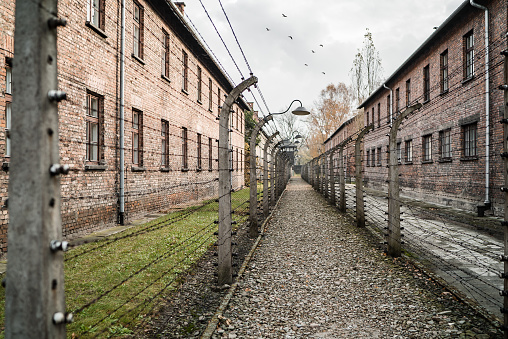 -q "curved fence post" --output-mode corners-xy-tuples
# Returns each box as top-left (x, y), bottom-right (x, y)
(263, 132), (278, 217)
(387, 103), (422, 257)
(218, 76), (257, 285)
(355, 125), (373, 227)
(338, 137), (352, 212)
